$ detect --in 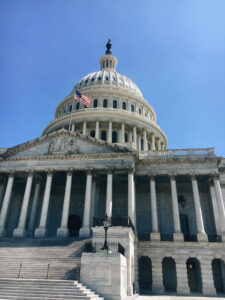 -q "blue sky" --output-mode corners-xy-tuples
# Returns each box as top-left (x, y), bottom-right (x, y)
(0, 0), (225, 156)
